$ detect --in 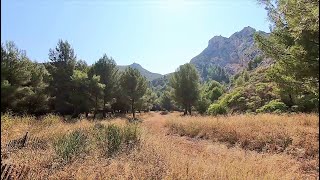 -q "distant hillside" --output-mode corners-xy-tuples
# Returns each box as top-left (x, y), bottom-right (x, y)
(190, 26), (269, 75)
(117, 63), (163, 81)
